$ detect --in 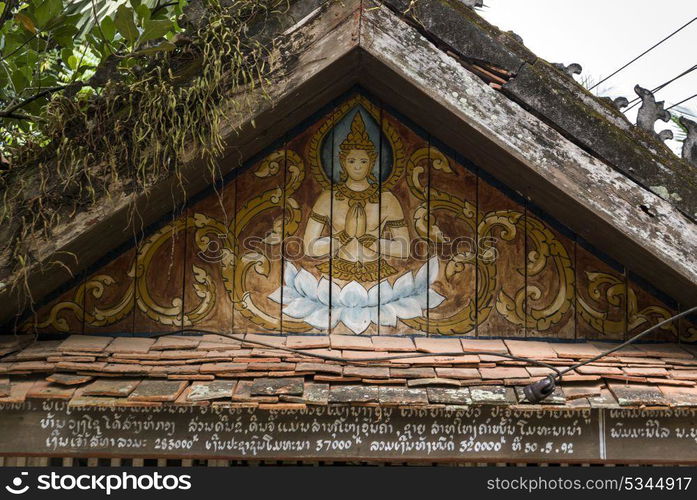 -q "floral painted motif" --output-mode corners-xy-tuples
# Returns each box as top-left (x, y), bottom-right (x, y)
(270, 258), (444, 334)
